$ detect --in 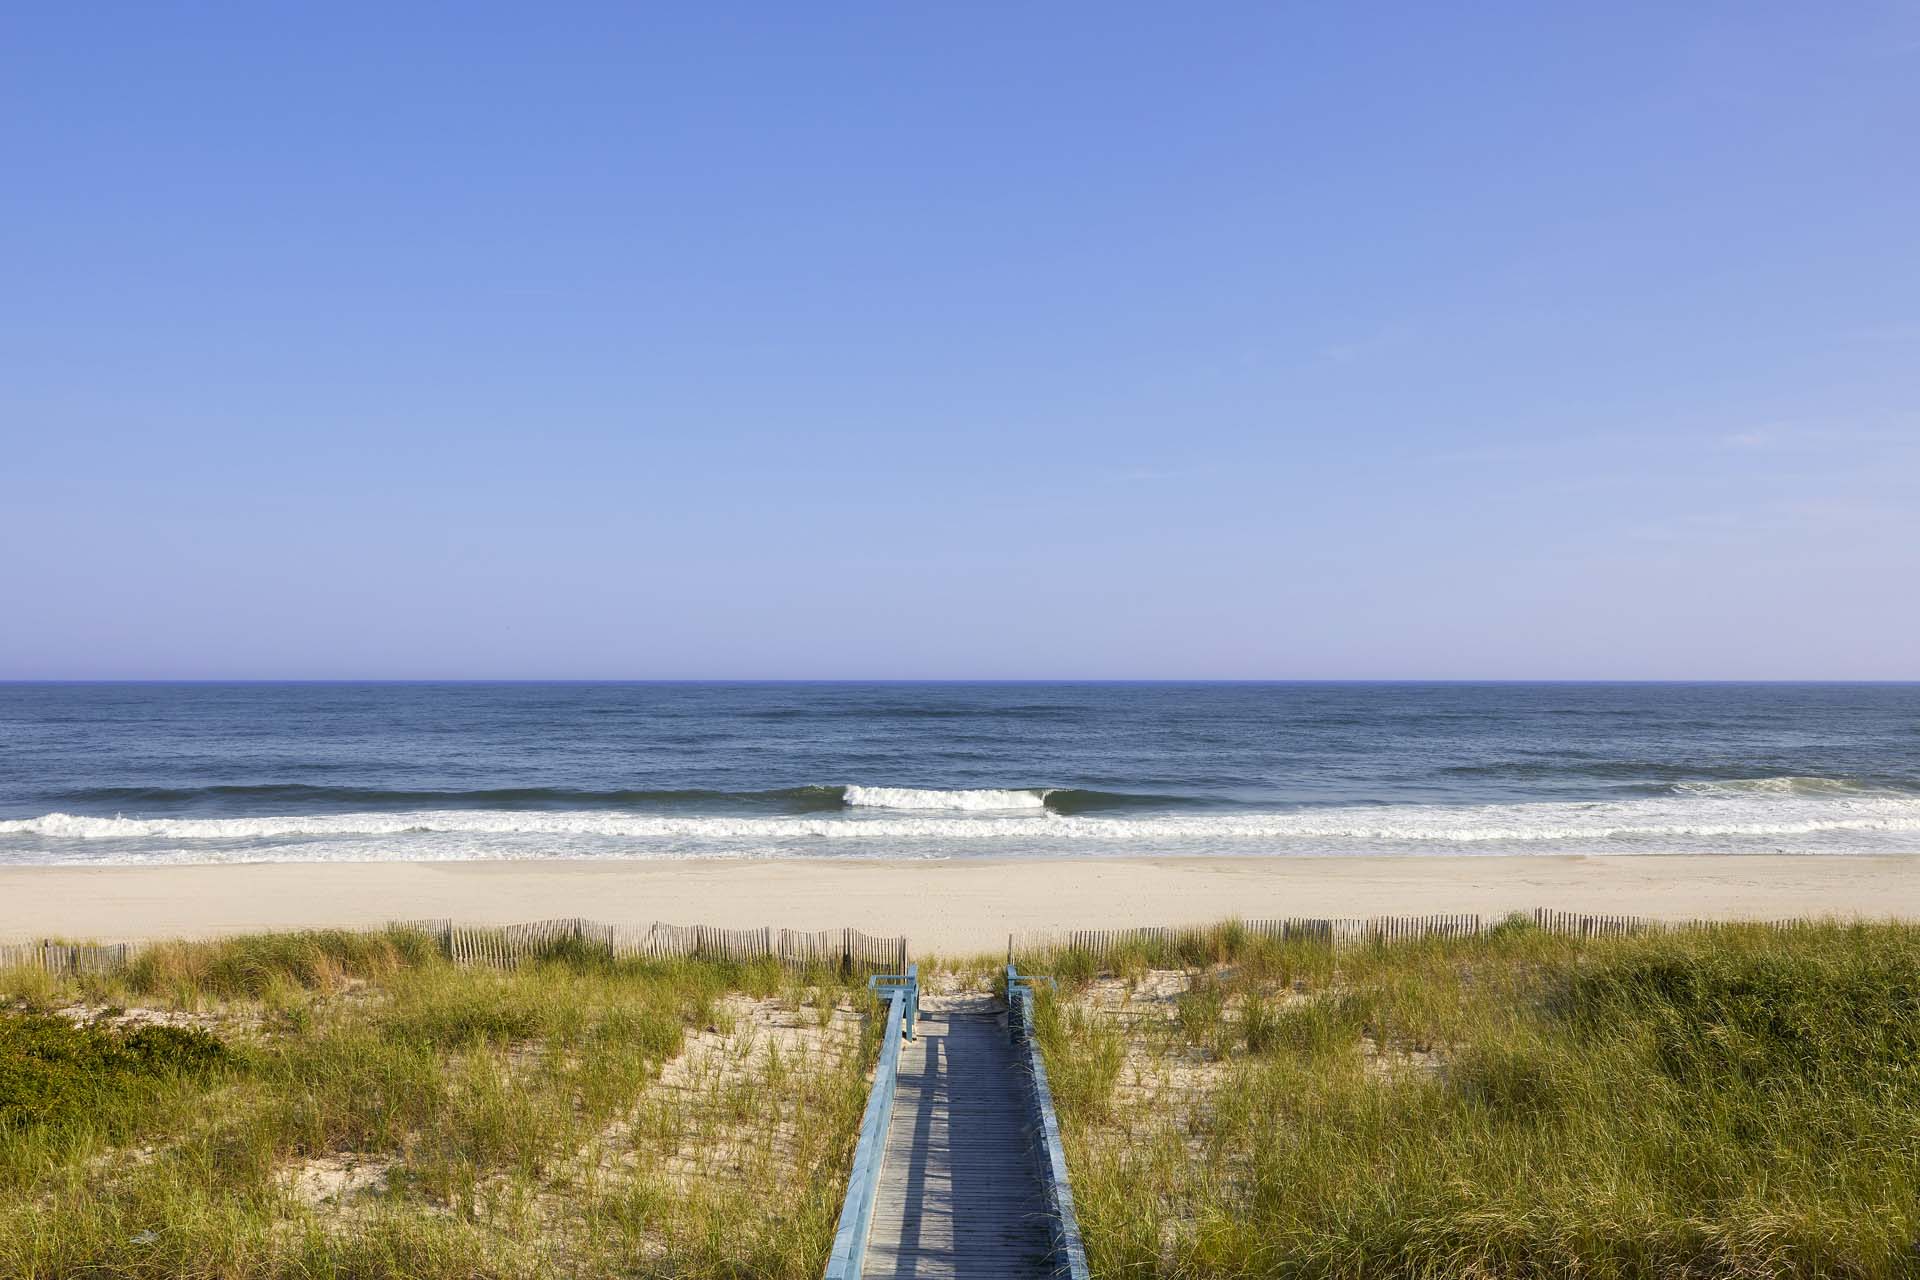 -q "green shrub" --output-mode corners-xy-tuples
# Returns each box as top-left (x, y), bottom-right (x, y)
(1562, 927), (1920, 1088)
(0, 1012), (235, 1132)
